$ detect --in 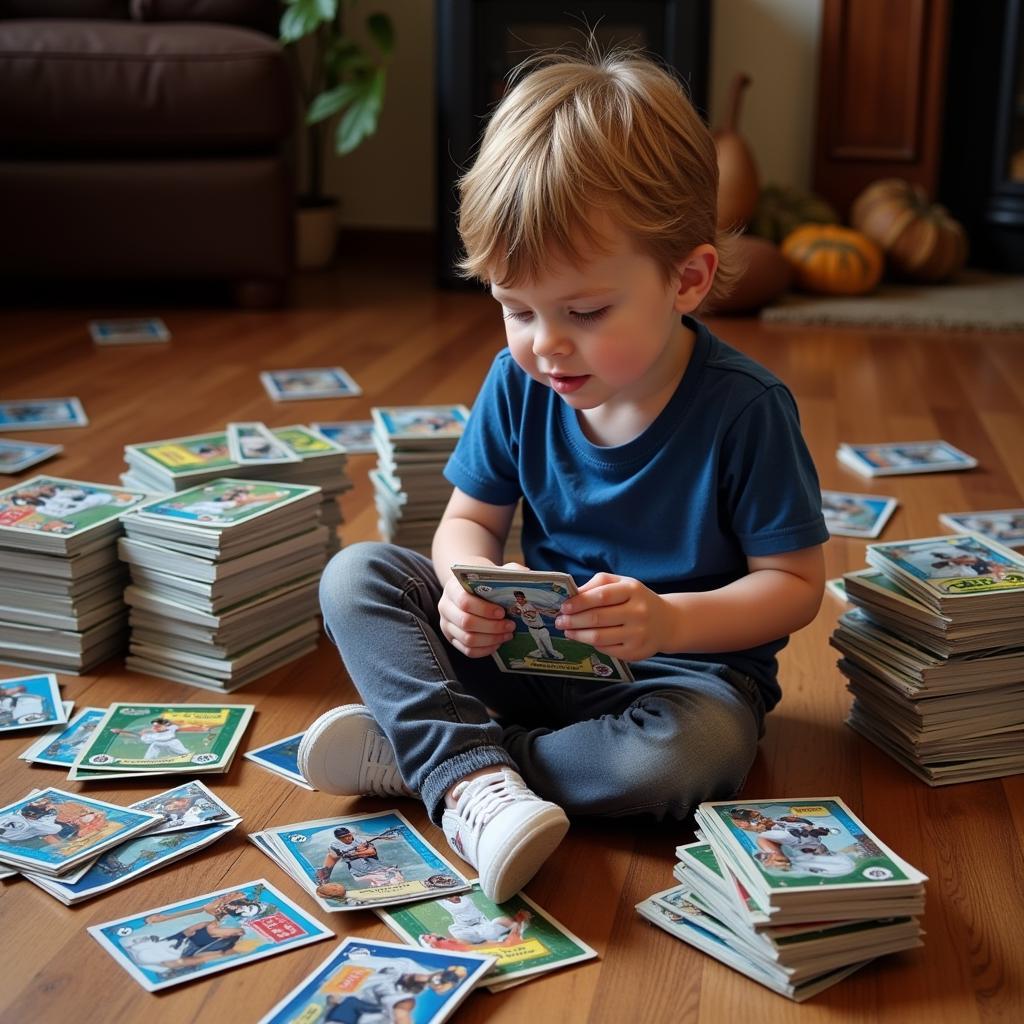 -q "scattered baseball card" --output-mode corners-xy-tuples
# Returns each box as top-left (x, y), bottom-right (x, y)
(822, 490), (898, 538)
(88, 317), (170, 345)
(312, 419), (376, 453)
(824, 578), (849, 603)
(939, 509), (1024, 549)
(451, 565), (634, 682)
(23, 819), (239, 905)
(0, 787), (162, 876)
(0, 438), (63, 474)
(260, 367), (362, 401)
(0, 398), (88, 431)
(837, 440), (977, 477)
(129, 780), (241, 833)
(226, 422), (301, 466)
(377, 884), (597, 992)
(243, 732), (314, 790)
(88, 879), (332, 992)
(258, 936), (495, 1024)
(0, 673), (66, 733)
(372, 405), (470, 443)
(71, 702), (254, 776)
(250, 809), (472, 911)
(19, 707), (104, 766)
